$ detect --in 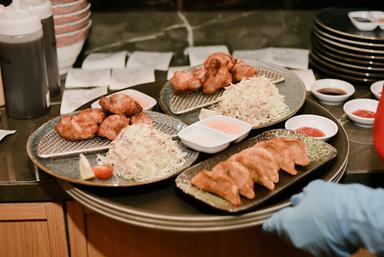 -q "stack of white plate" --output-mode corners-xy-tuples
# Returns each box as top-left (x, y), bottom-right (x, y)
(50, 0), (92, 74)
(310, 8), (384, 84)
